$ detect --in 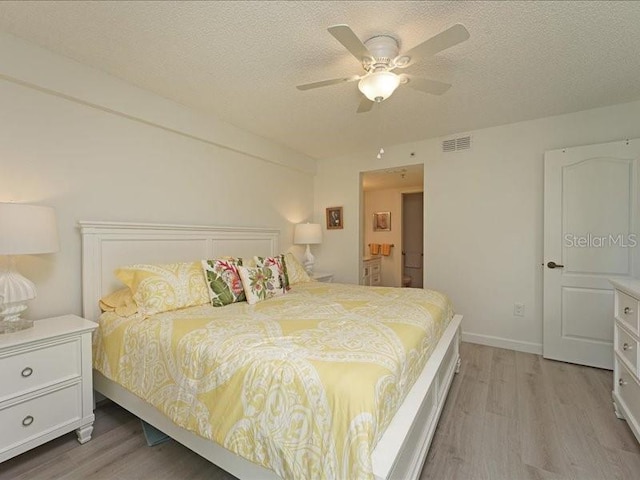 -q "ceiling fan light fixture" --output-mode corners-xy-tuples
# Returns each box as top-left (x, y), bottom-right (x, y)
(358, 71), (401, 102)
